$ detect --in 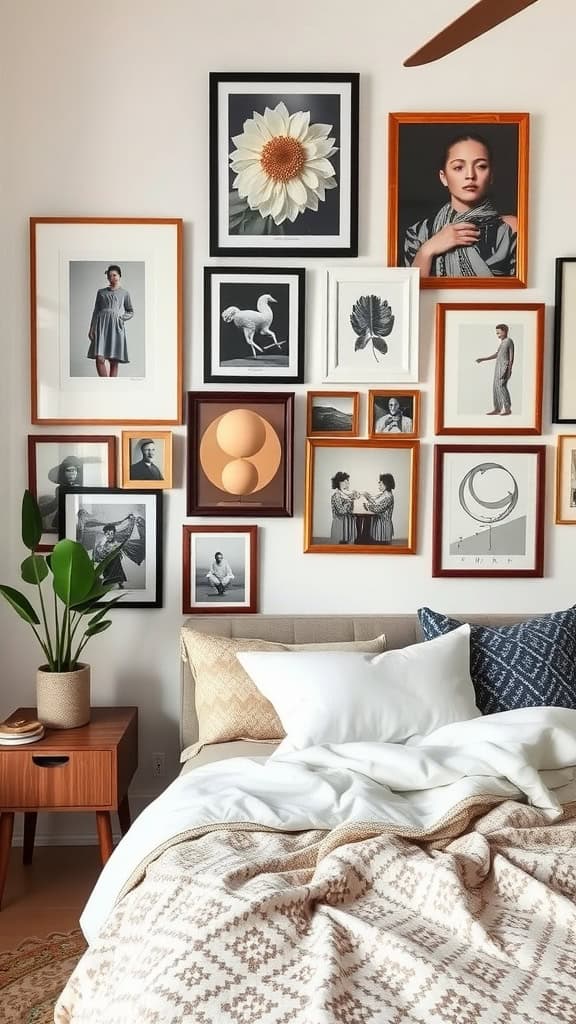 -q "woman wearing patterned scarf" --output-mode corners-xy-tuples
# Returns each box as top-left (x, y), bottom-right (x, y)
(404, 134), (517, 278)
